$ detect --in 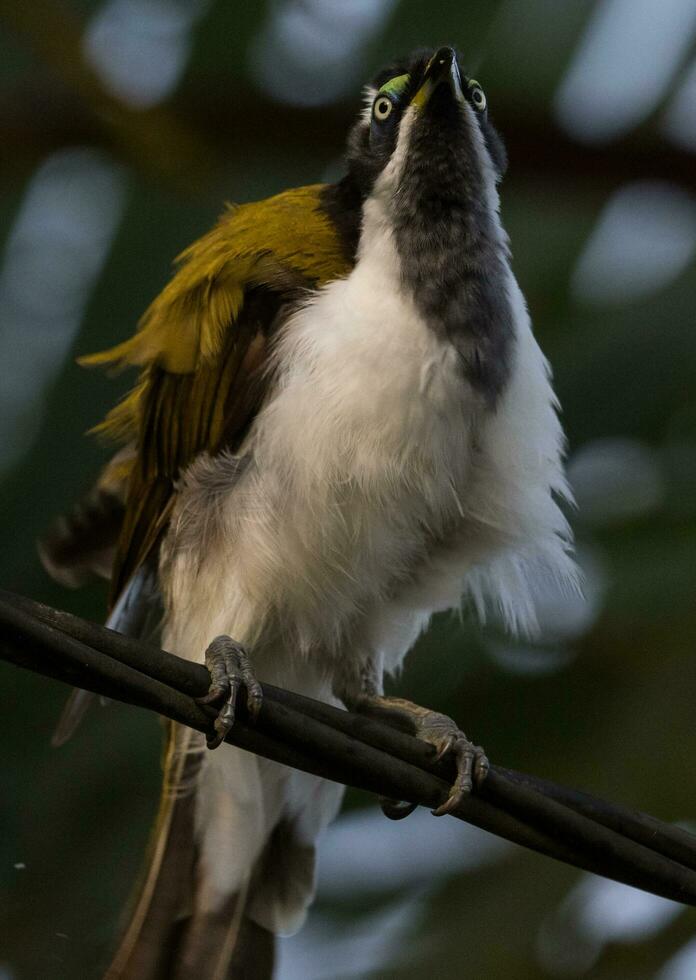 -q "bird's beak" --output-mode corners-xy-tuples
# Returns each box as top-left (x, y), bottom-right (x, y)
(411, 47), (464, 110)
